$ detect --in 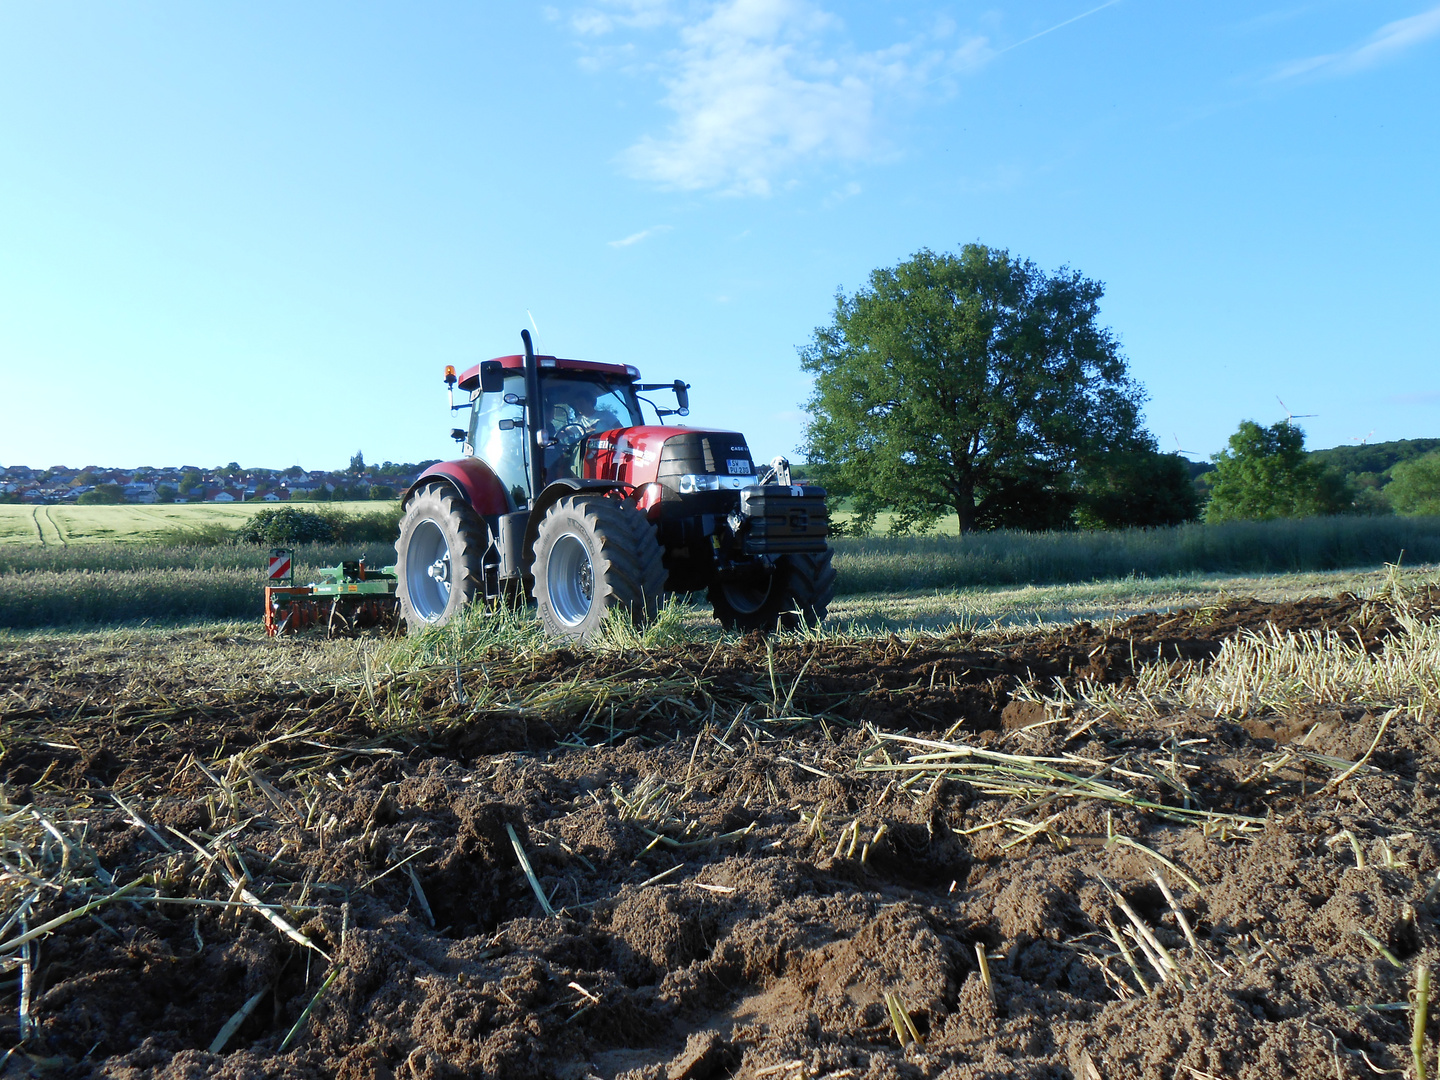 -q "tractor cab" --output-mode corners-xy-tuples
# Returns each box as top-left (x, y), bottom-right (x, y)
(454, 357), (650, 504)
